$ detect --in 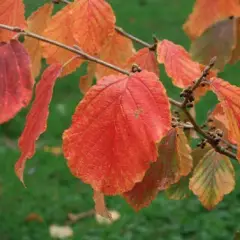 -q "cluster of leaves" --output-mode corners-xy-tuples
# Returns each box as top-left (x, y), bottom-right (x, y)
(1, 0), (240, 216)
